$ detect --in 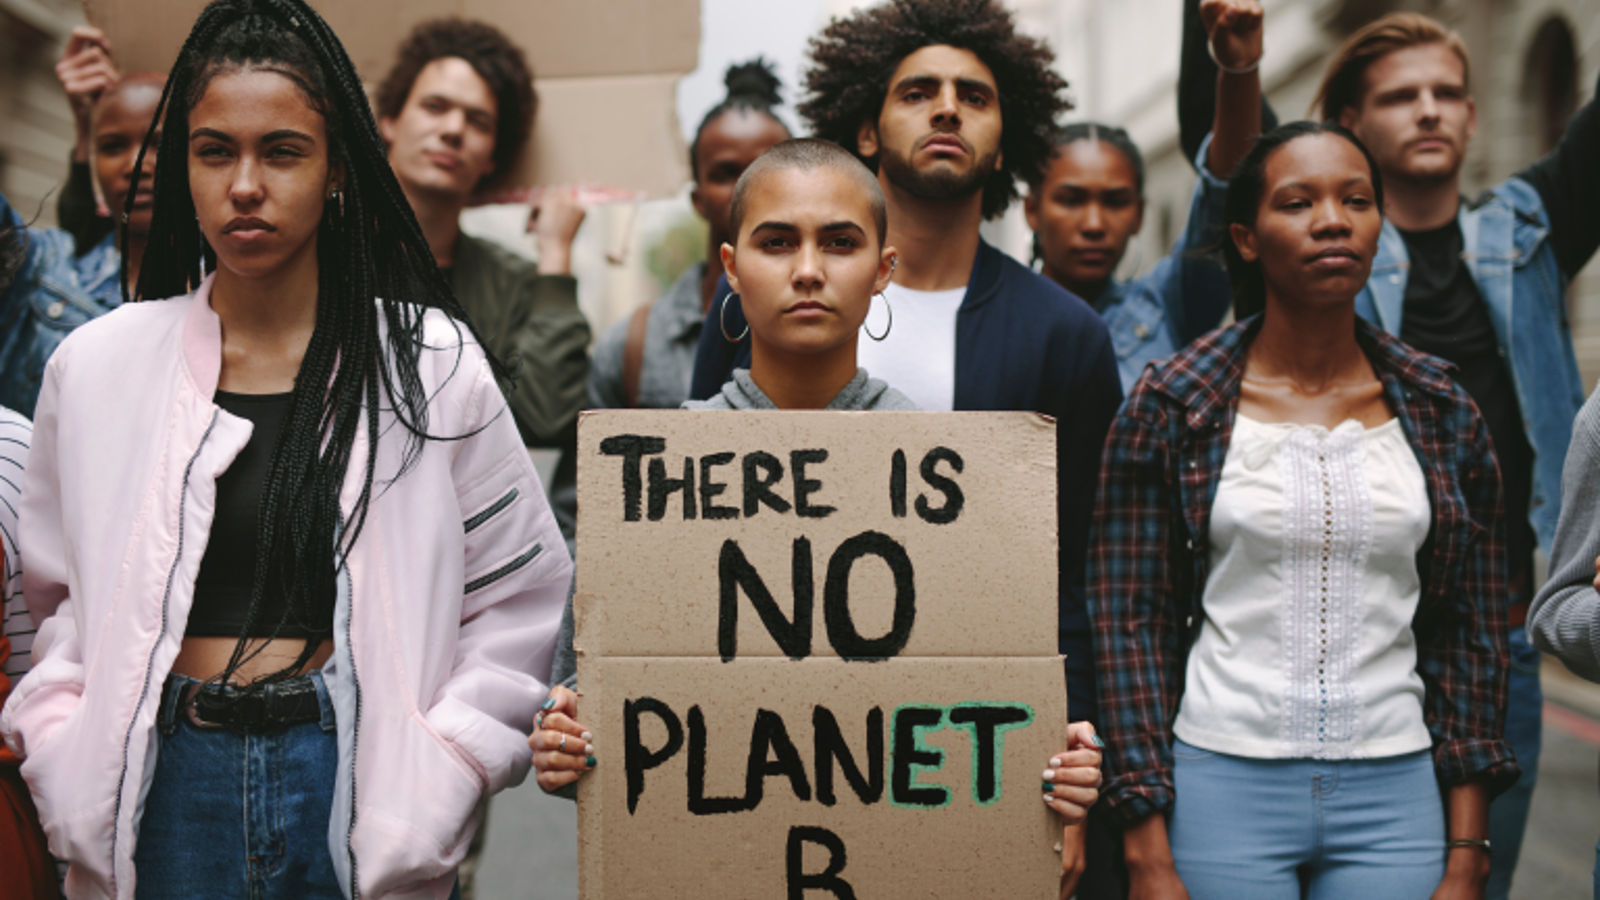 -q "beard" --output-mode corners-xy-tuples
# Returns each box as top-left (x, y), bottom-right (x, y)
(878, 137), (1000, 202)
